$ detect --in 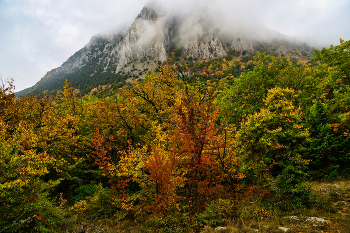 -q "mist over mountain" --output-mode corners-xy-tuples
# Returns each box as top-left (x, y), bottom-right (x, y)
(17, 1), (314, 96)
